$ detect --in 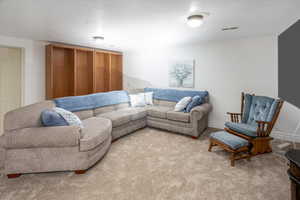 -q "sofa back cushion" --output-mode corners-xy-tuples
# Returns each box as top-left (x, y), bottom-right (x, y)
(54, 90), (130, 112)
(93, 103), (130, 116)
(114, 103), (130, 110)
(144, 88), (209, 102)
(153, 99), (176, 107)
(73, 110), (94, 120)
(4, 101), (55, 131)
(94, 105), (115, 116)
